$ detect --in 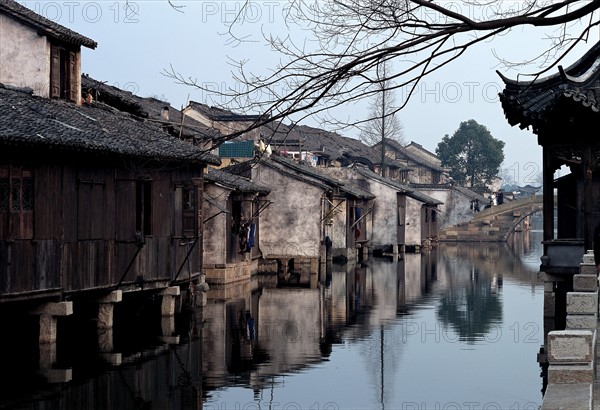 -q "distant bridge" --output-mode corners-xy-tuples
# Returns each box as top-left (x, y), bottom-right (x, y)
(437, 195), (543, 242)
